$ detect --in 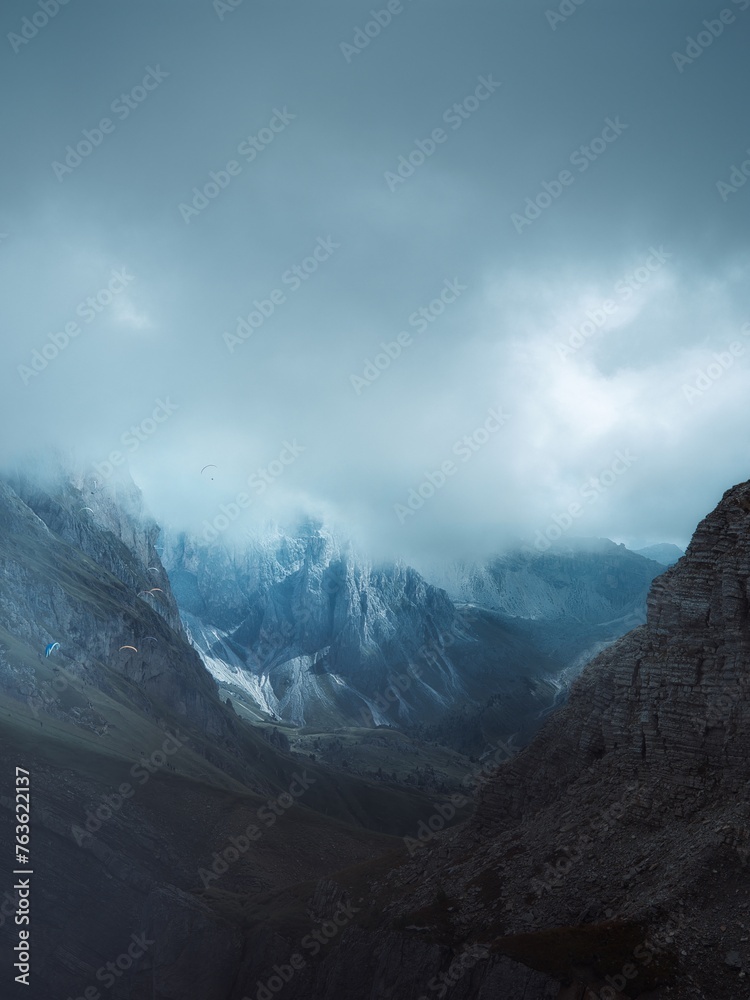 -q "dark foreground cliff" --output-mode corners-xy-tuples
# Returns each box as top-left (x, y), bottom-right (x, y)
(268, 478), (750, 998)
